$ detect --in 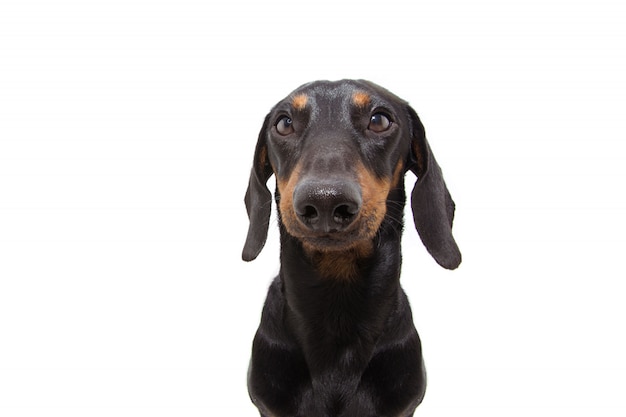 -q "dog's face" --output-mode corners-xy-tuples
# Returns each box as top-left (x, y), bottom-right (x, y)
(266, 80), (411, 254)
(243, 80), (461, 270)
